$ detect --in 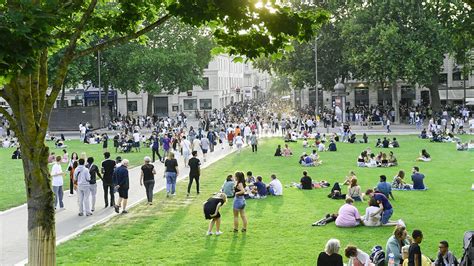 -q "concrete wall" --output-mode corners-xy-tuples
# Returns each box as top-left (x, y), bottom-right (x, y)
(49, 106), (110, 131)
